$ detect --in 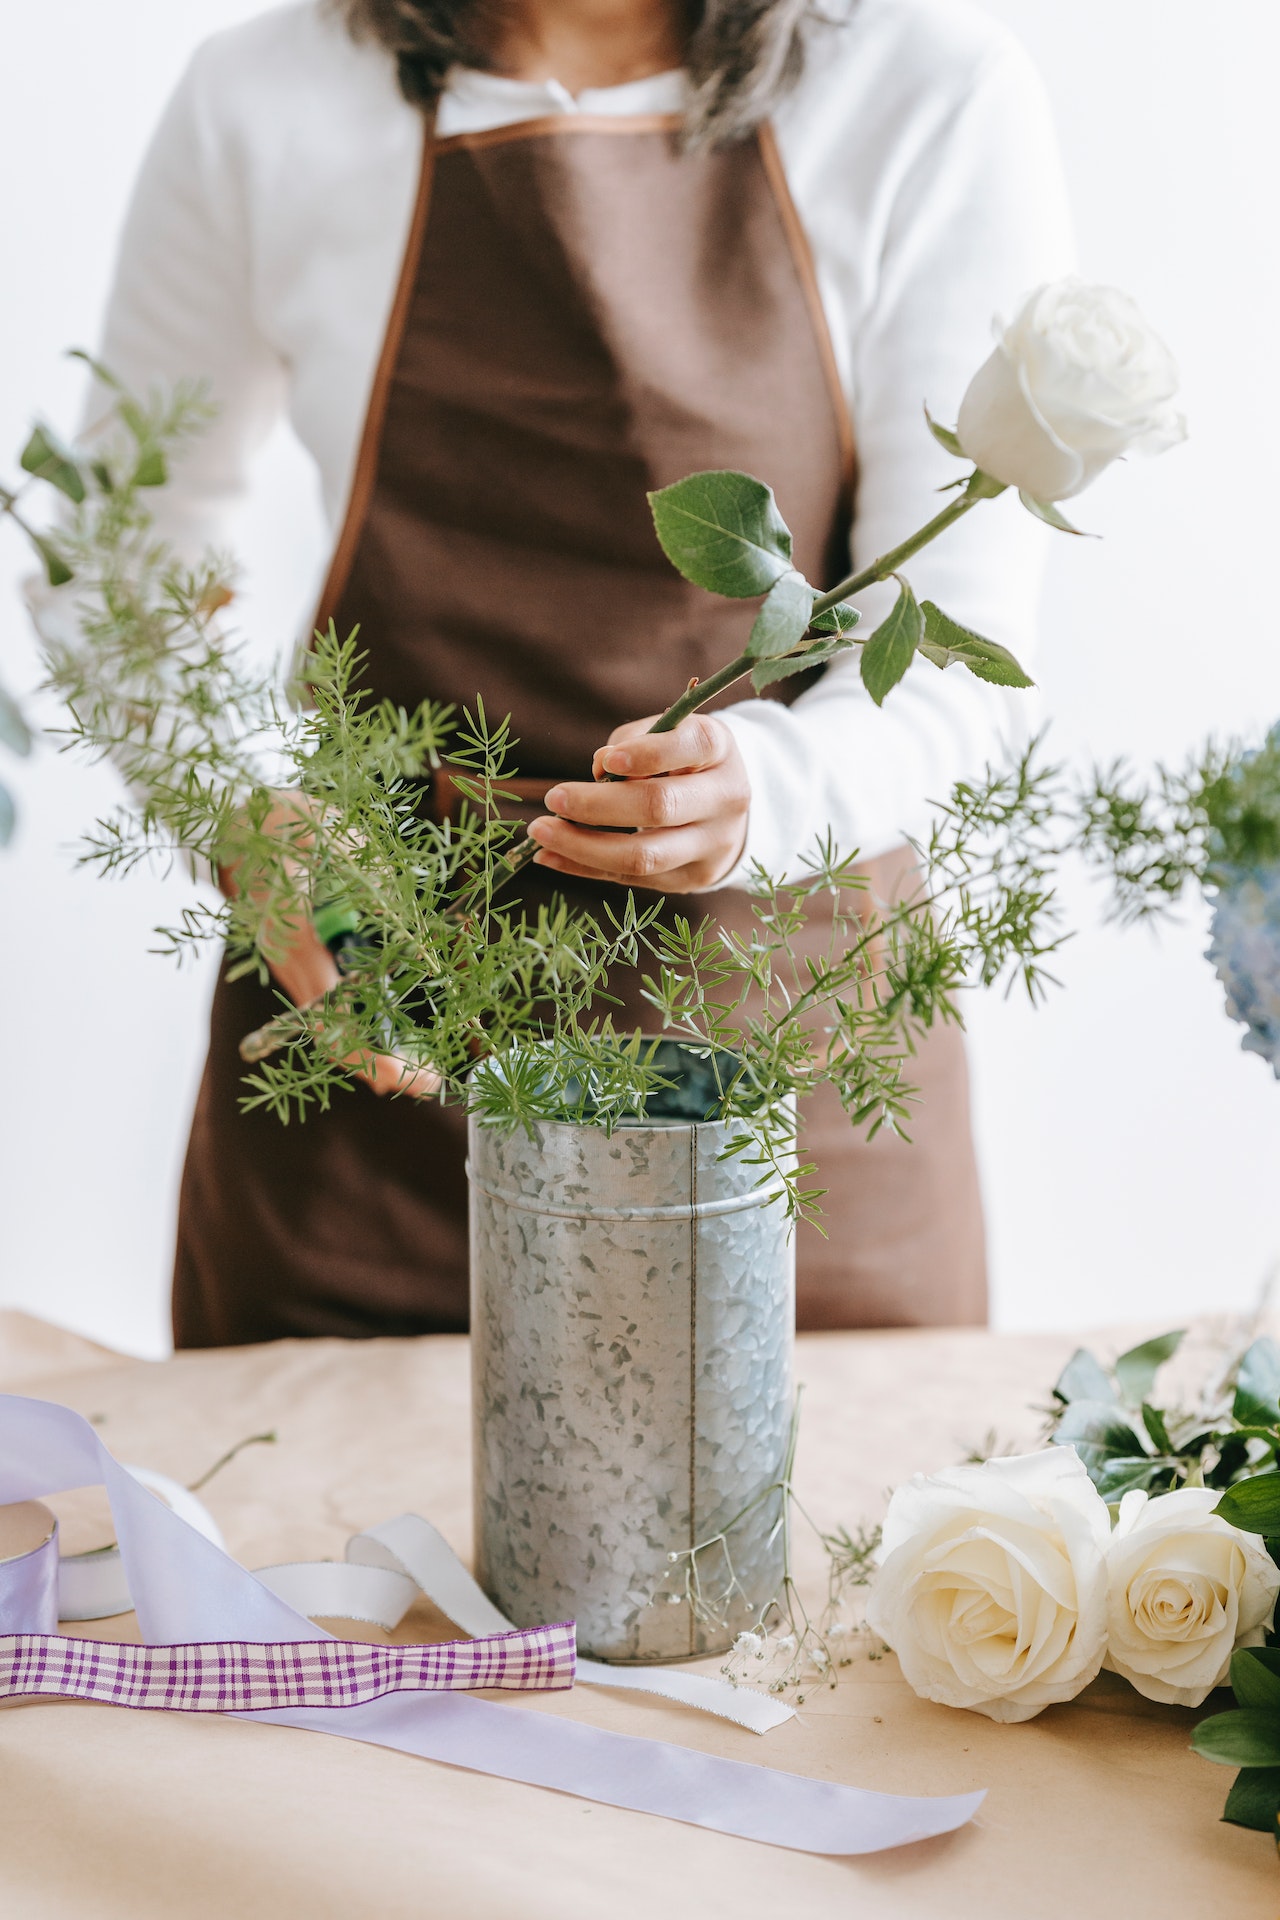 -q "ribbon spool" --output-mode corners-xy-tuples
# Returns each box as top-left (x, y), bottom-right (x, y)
(0, 1501), (59, 1634)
